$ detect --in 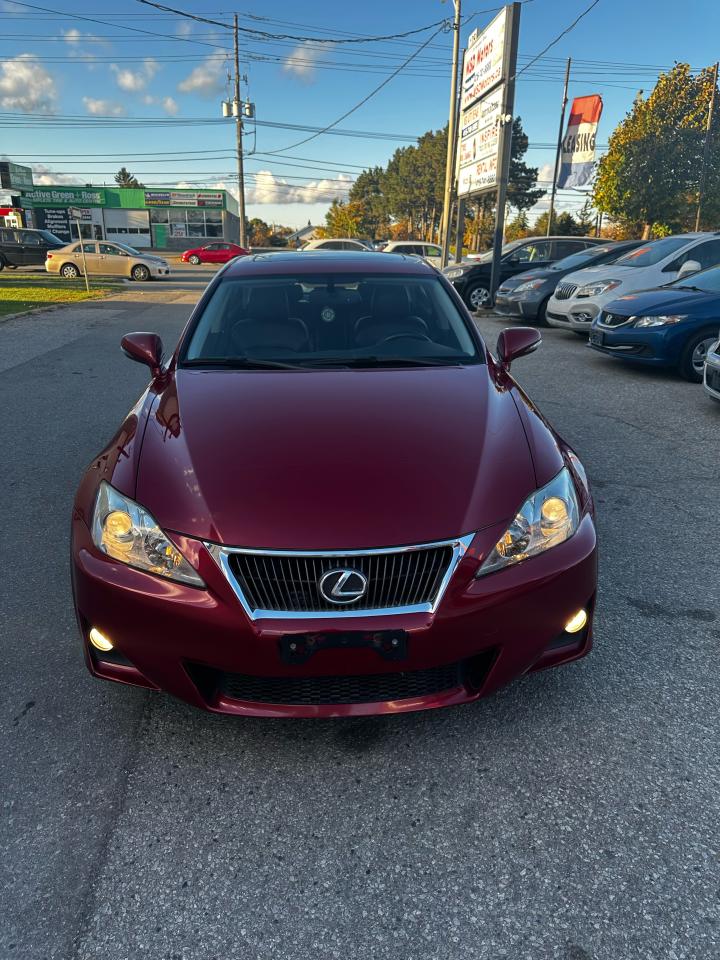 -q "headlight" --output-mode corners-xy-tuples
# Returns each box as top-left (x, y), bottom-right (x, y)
(633, 314), (687, 327)
(476, 468), (580, 577)
(514, 279), (545, 292)
(576, 279), (621, 298)
(444, 268), (466, 280)
(91, 481), (204, 586)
